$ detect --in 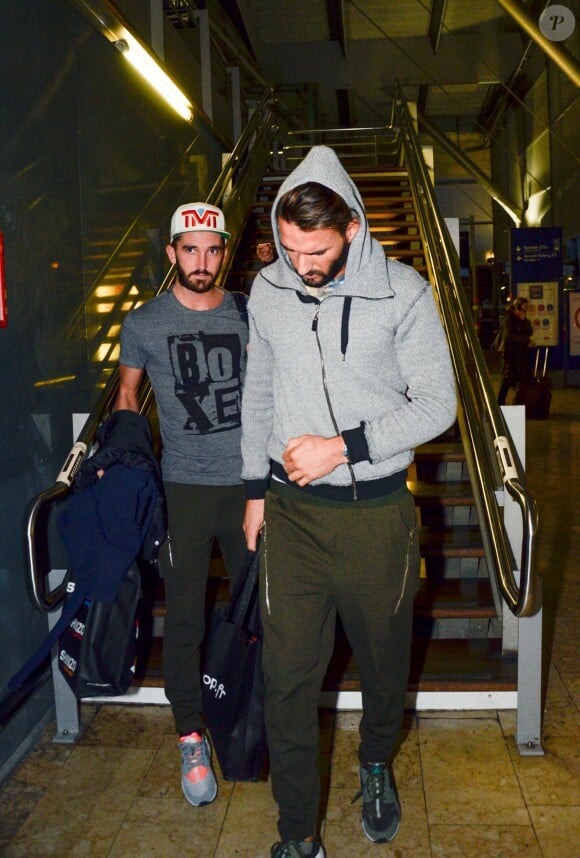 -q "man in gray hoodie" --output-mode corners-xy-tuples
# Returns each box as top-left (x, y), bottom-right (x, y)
(241, 146), (456, 858)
